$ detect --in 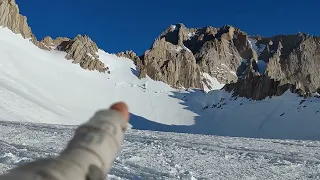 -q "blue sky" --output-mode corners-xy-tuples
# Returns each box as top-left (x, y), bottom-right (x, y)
(16, 0), (319, 55)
